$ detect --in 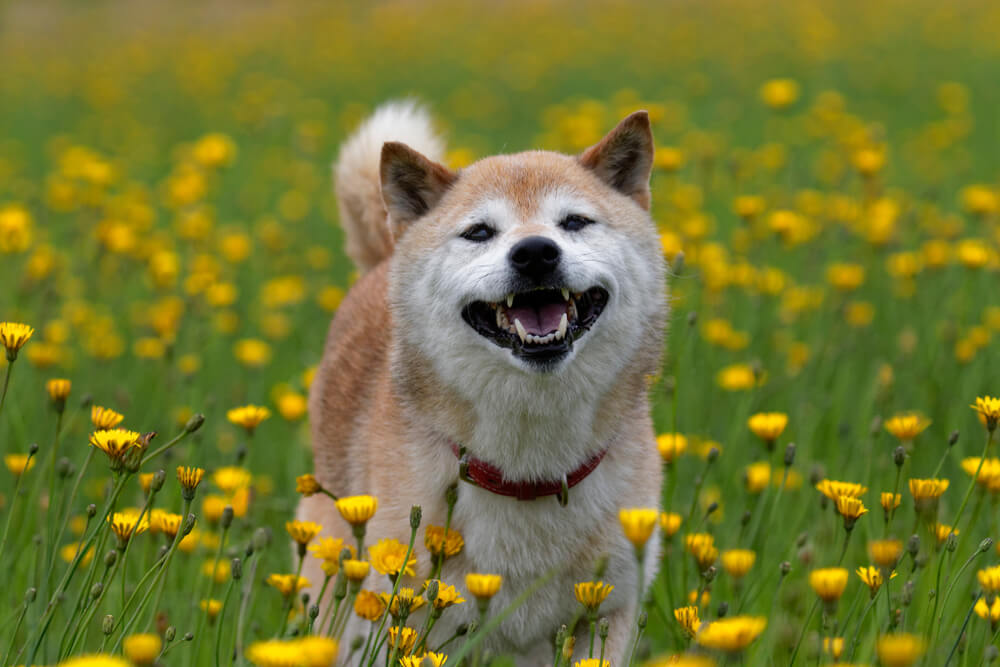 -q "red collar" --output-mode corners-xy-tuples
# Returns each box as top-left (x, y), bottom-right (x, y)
(450, 441), (608, 504)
